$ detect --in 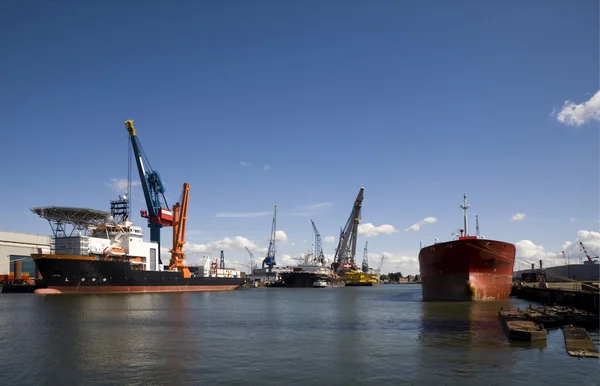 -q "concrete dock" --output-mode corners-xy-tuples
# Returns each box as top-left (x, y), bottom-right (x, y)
(511, 285), (600, 315)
